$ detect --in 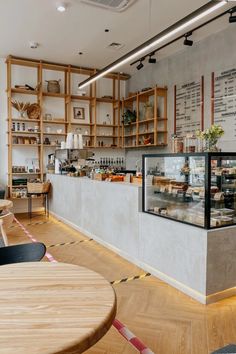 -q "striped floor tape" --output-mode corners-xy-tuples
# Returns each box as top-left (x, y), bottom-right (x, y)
(47, 238), (93, 248)
(111, 273), (151, 285)
(113, 319), (155, 354)
(10, 221), (50, 229)
(13, 216), (155, 354)
(13, 217), (57, 263)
